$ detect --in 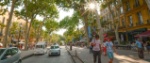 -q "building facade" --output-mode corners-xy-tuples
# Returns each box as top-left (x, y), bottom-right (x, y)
(101, 0), (150, 43)
(0, 11), (26, 45)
